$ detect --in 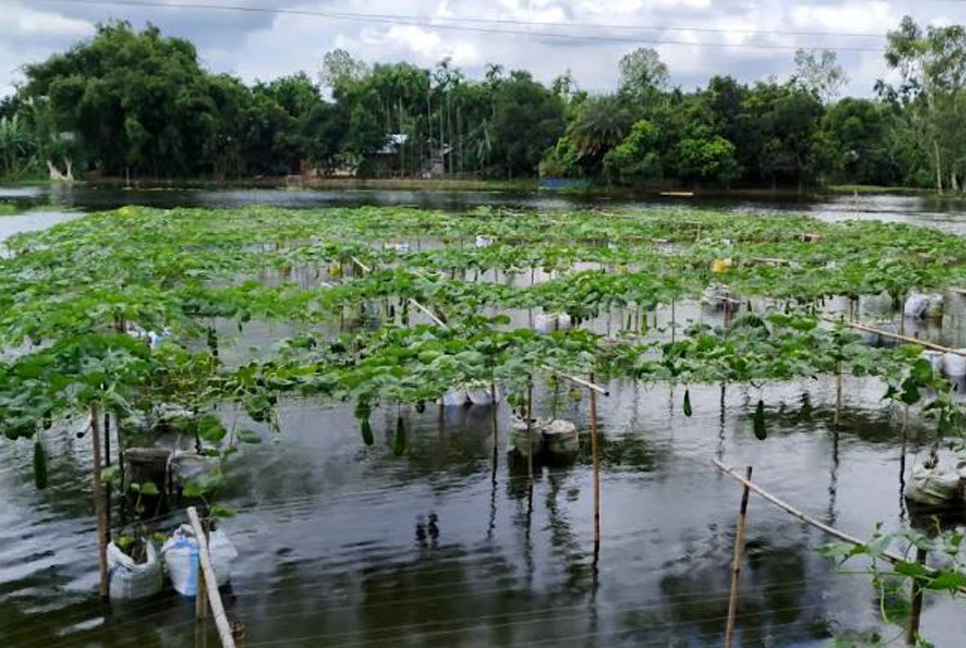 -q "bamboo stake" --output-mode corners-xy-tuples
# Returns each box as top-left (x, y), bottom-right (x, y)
(196, 547), (208, 620)
(711, 459), (906, 564)
(90, 402), (109, 601)
(526, 377), (534, 481)
(906, 547), (928, 645)
(408, 298), (447, 328)
(724, 466), (753, 648)
(590, 373), (601, 555)
(490, 382), (499, 484)
(187, 507), (237, 648)
(834, 361), (843, 428)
